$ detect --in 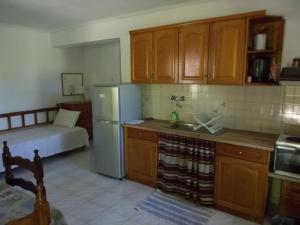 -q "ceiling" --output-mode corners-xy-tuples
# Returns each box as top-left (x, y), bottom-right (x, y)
(0, 0), (202, 31)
